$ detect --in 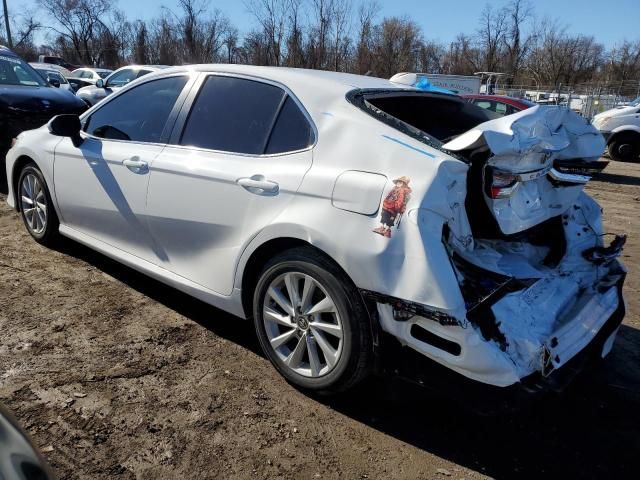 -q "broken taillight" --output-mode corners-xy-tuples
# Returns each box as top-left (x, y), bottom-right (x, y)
(484, 167), (519, 199)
